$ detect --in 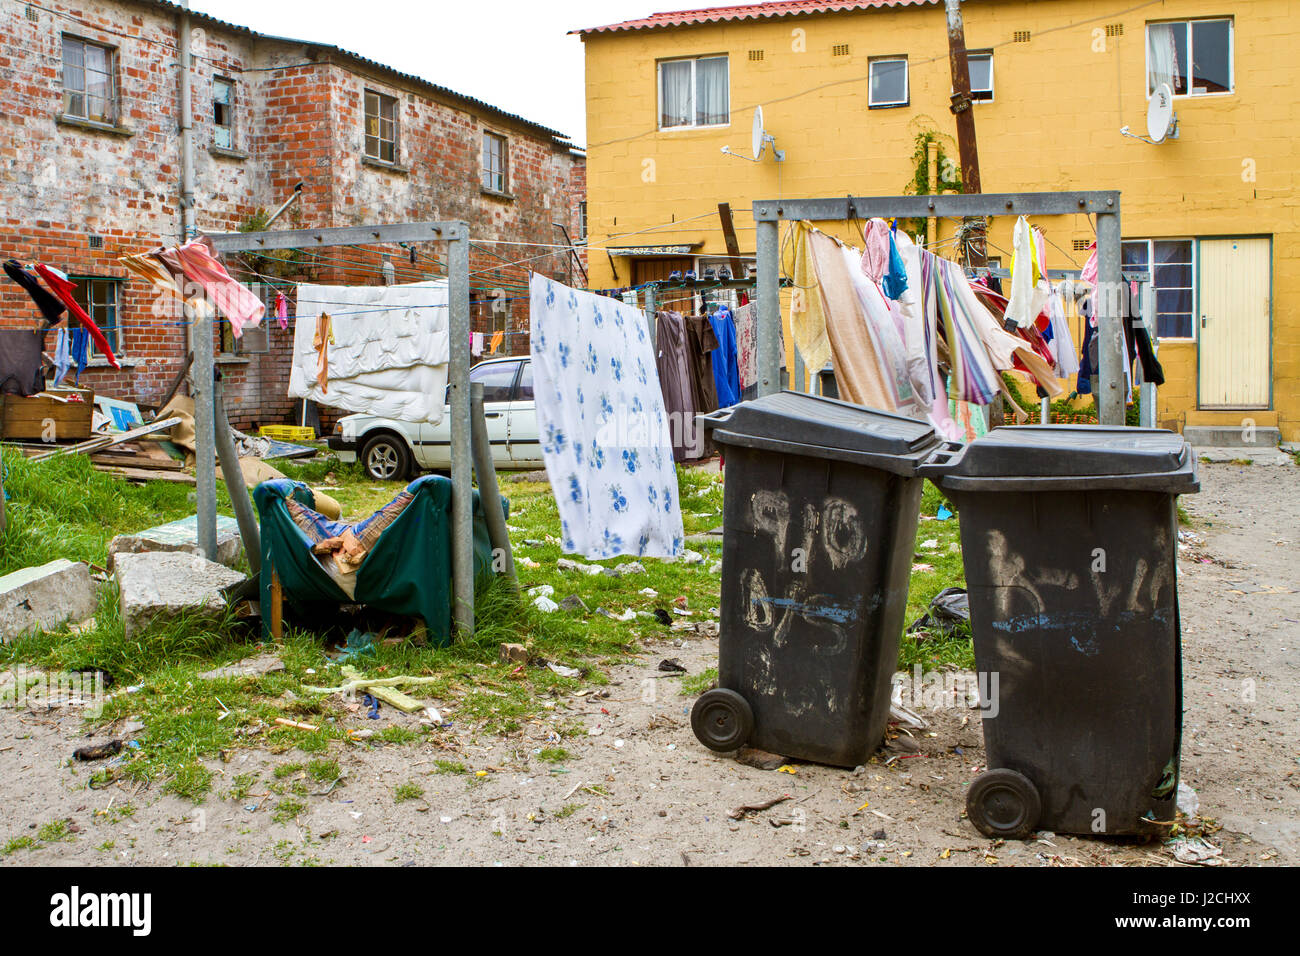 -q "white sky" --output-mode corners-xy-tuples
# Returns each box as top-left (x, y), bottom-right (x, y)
(188, 0), (688, 146)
